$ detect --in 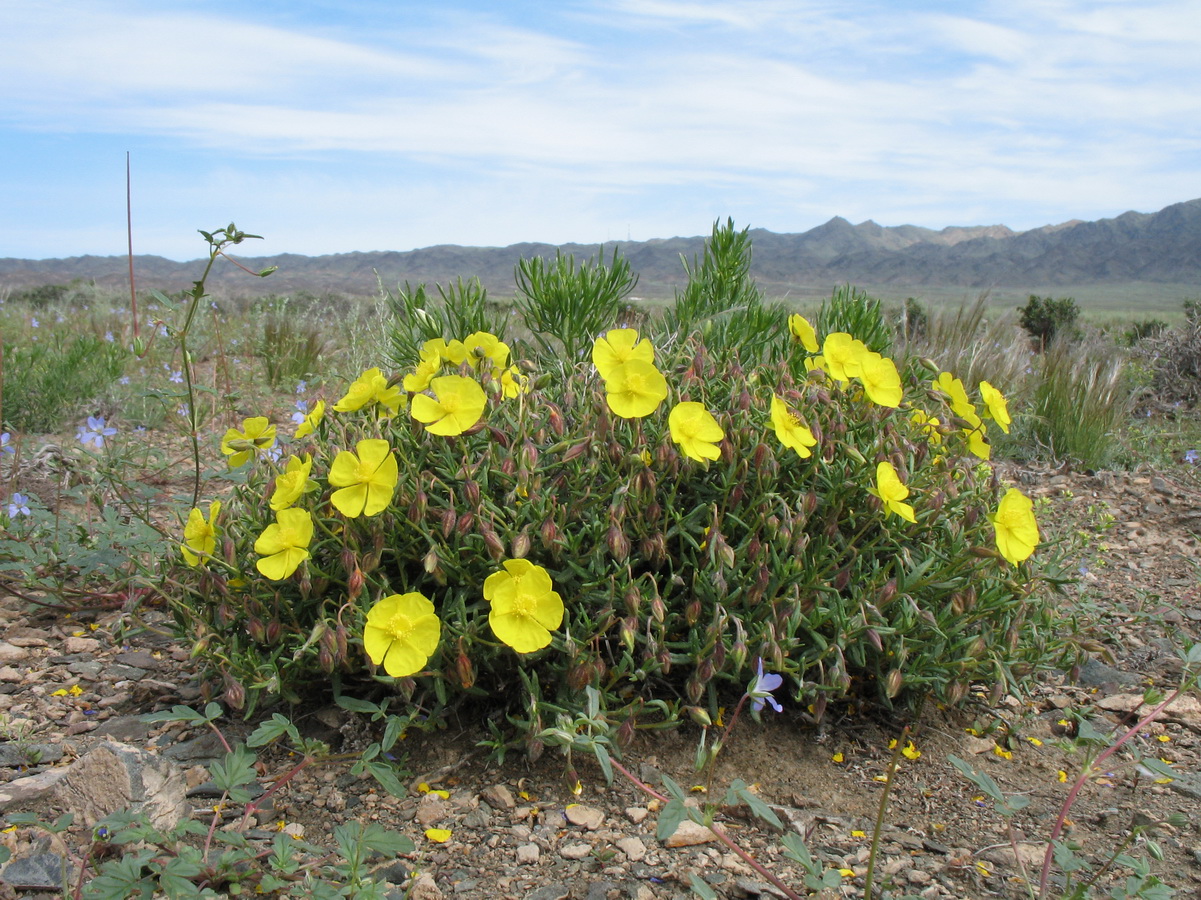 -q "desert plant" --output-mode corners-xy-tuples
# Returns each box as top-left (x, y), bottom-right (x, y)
(1019, 294), (1080, 350)
(515, 247), (636, 362)
(253, 296), (330, 389)
(166, 226), (1073, 755)
(2, 332), (127, 432)
(384, 277), (499, 372)
(816, 284), (892, 354)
